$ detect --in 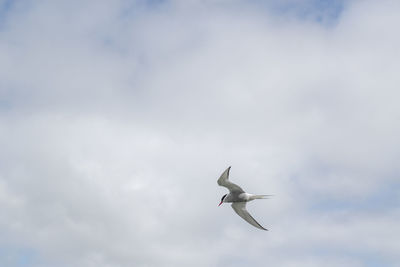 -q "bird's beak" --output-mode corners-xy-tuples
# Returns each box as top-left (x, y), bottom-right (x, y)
(218, 201), (223, 207)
